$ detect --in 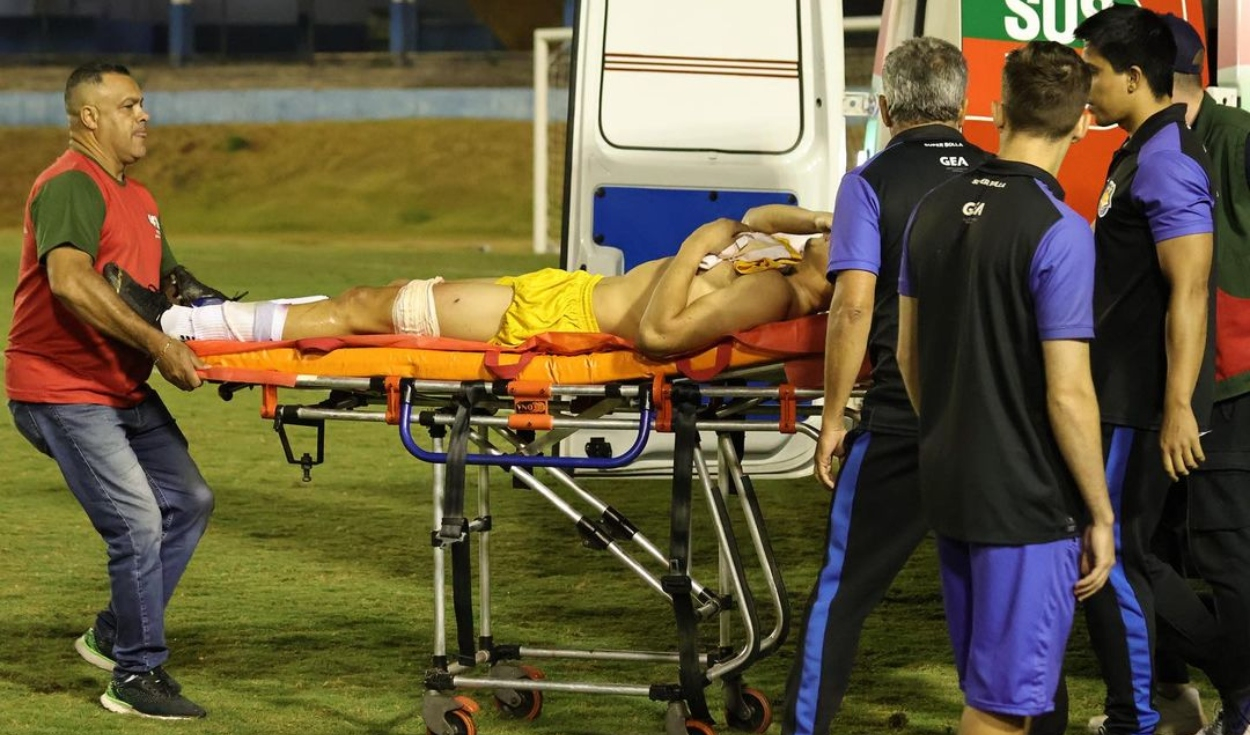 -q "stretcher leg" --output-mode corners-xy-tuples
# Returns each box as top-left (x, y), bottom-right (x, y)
(717, 433), (788, 658)
(431, 433), (449, 669)
(476, 465), (492, 655)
